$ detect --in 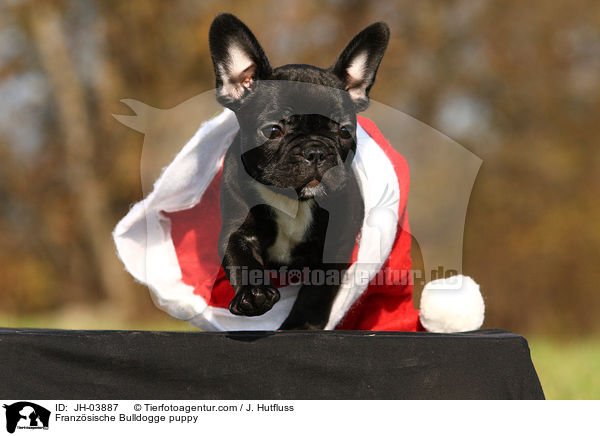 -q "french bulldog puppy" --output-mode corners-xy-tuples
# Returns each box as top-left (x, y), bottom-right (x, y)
(209, 13), (389, 329)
